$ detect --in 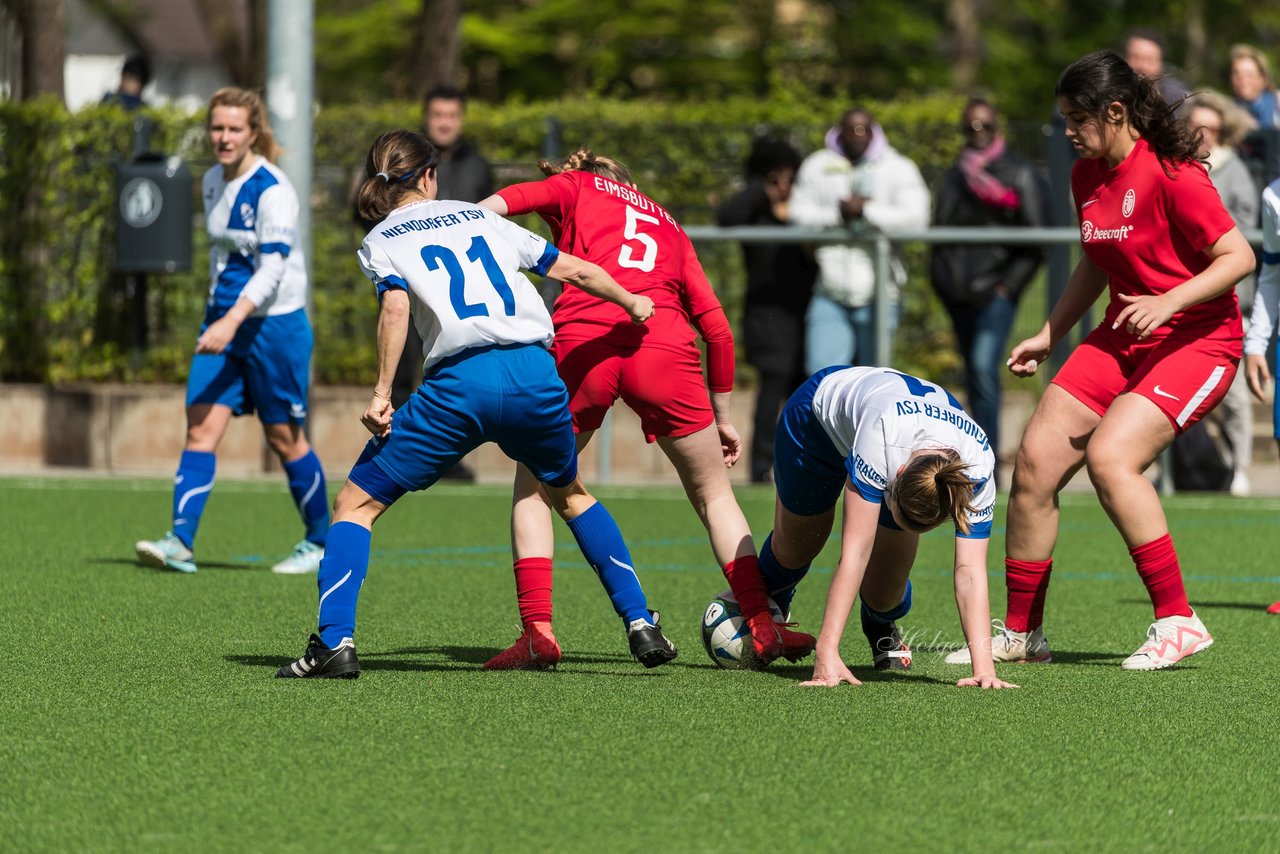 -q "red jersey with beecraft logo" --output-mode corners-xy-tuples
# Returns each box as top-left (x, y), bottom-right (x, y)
(495, 171), (733, 390)
(1071, 137), (1241, 341)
